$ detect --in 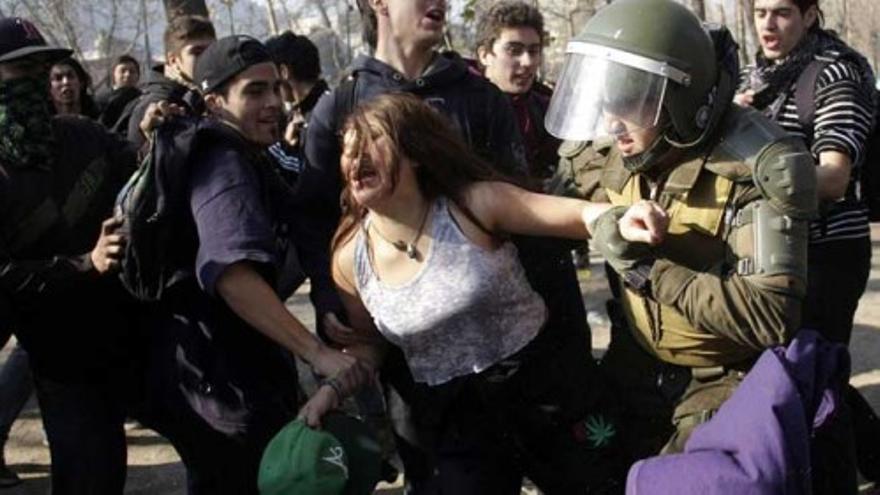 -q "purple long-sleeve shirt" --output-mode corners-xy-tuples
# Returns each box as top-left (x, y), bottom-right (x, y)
(627, 330), (849, 495)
